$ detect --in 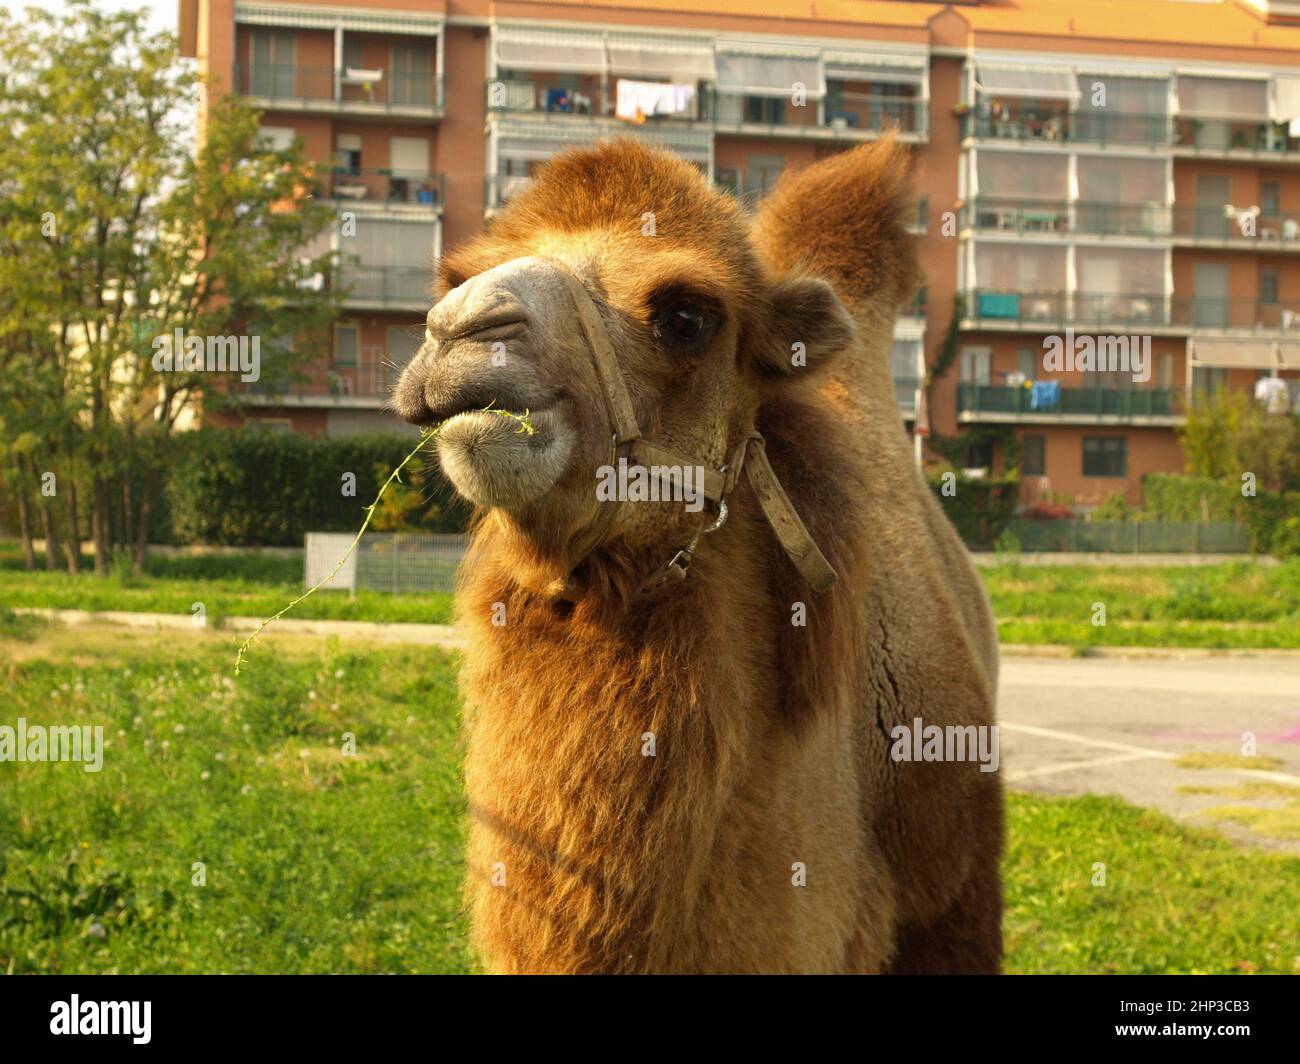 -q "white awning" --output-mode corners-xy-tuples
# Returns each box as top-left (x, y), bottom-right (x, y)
(1191, 339), (1278, 369)
(494, 28), (608, 74)
(607, 39), (716, 82)
(975, 62), (1081, 100)
(1273, 74), (1300, 123)
(716, 49), (825, 99)
(823, 50), (927, 85)
(1176, 75), (1270, 120)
